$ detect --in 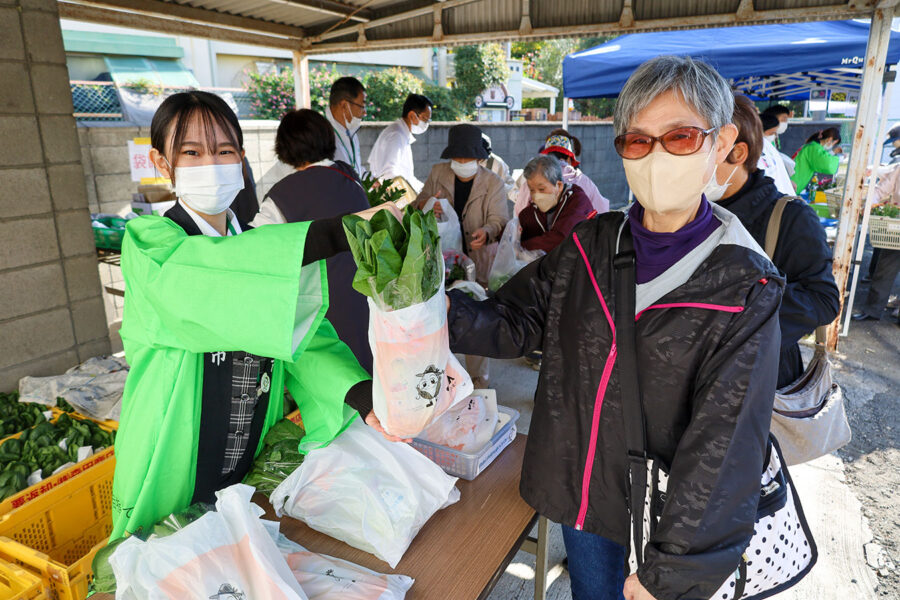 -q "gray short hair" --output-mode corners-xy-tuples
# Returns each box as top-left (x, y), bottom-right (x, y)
(613, 56), (734, 137)
(523, 155), (563, 185)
